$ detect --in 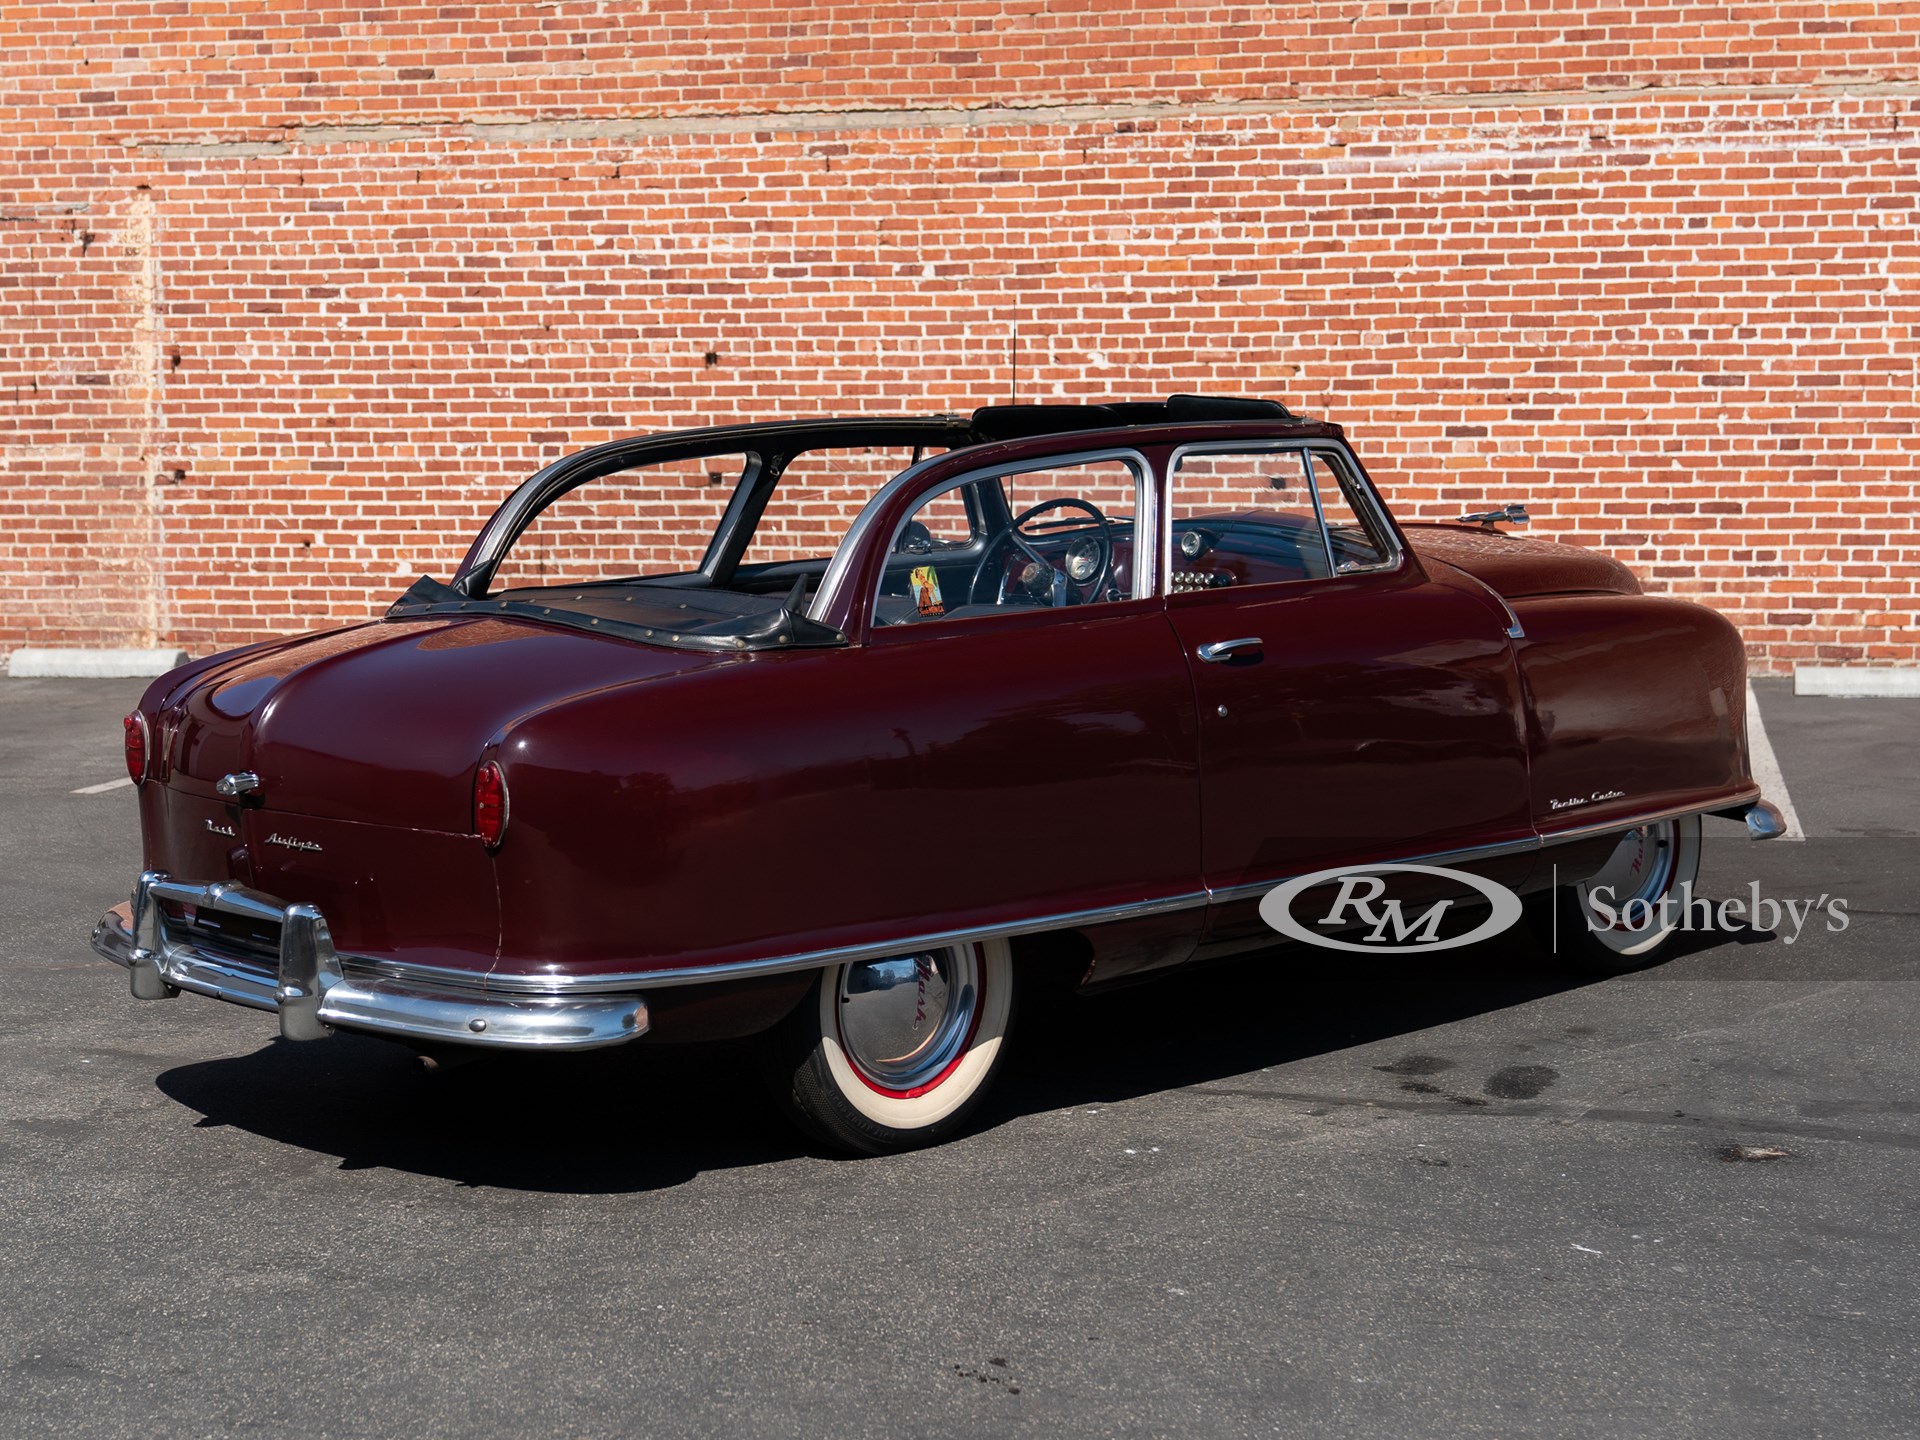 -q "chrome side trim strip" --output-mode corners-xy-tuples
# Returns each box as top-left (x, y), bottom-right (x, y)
(90, 794), (1768, 1023)
(471, 887), (1216, 993)
(1537, 793), (1760, 847)
(91, 873), (1211, 999)
(1204, 794), (1767, 906)
(1203, 834), (1543, 906)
